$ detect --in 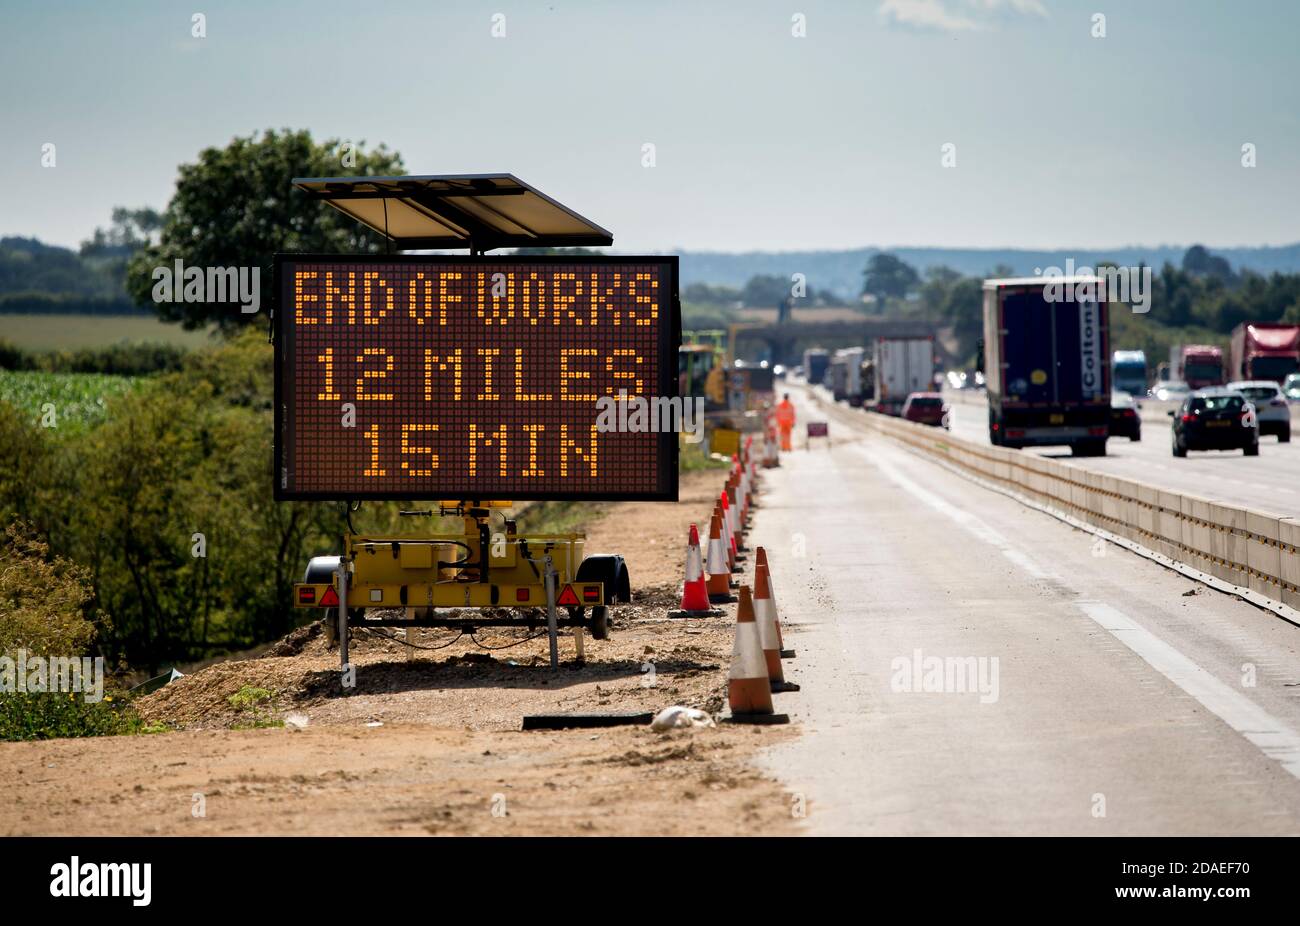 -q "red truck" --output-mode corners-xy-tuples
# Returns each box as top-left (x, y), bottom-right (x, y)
(1229, 323), (1300, 384)
(1175, 344), (1225, 389)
